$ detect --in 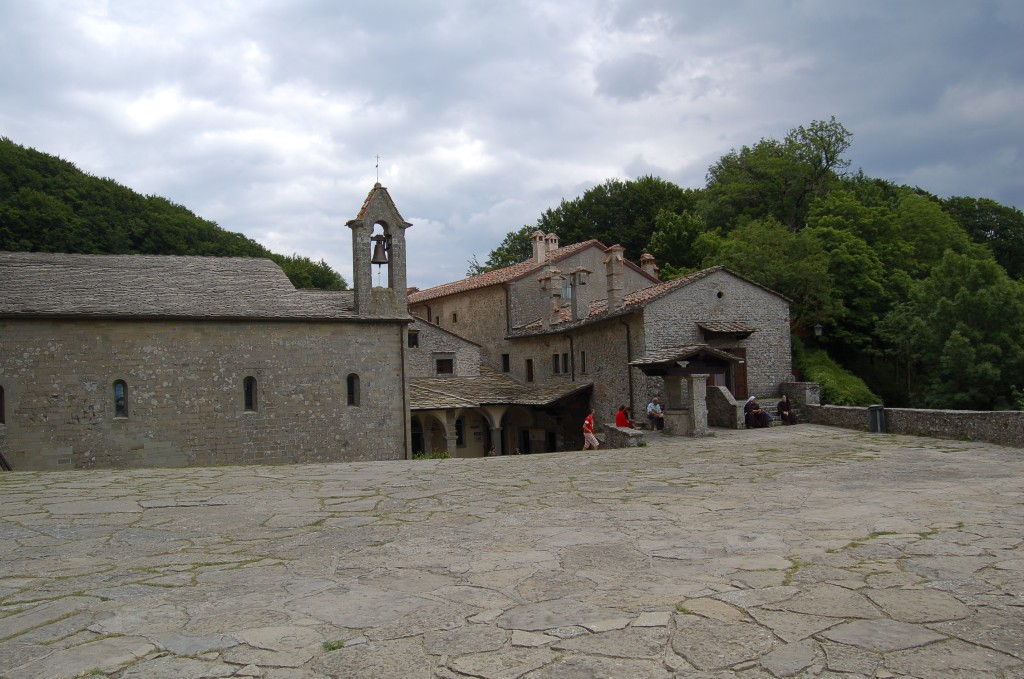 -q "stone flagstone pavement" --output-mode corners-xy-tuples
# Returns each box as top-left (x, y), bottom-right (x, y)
(1, 424), (1022, 678)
